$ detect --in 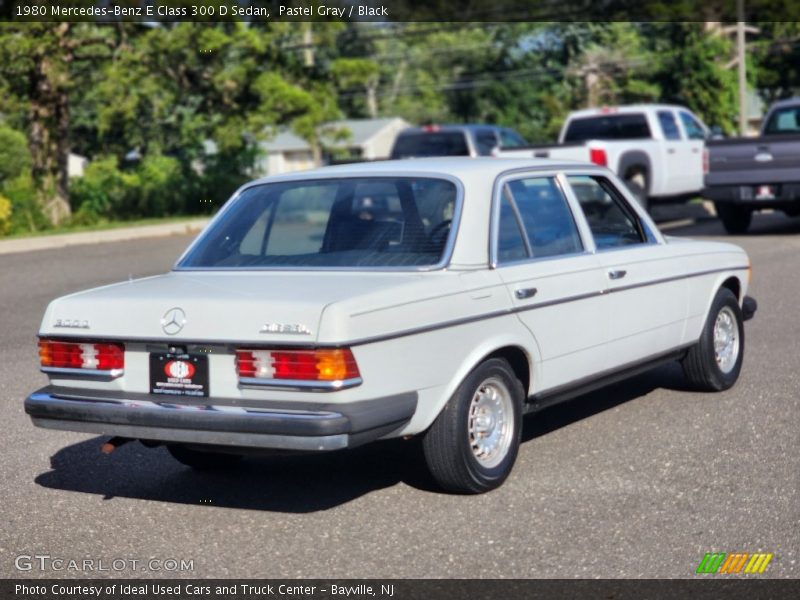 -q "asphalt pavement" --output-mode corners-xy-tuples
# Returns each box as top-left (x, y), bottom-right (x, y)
(1, 209), (798, 578)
